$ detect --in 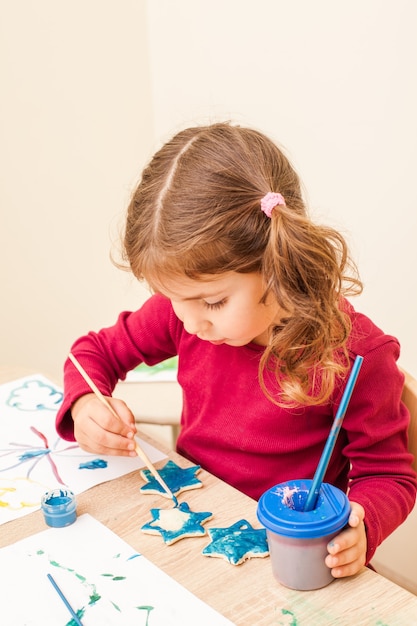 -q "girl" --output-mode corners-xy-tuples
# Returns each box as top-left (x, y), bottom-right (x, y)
(56, 122), (416, 579)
